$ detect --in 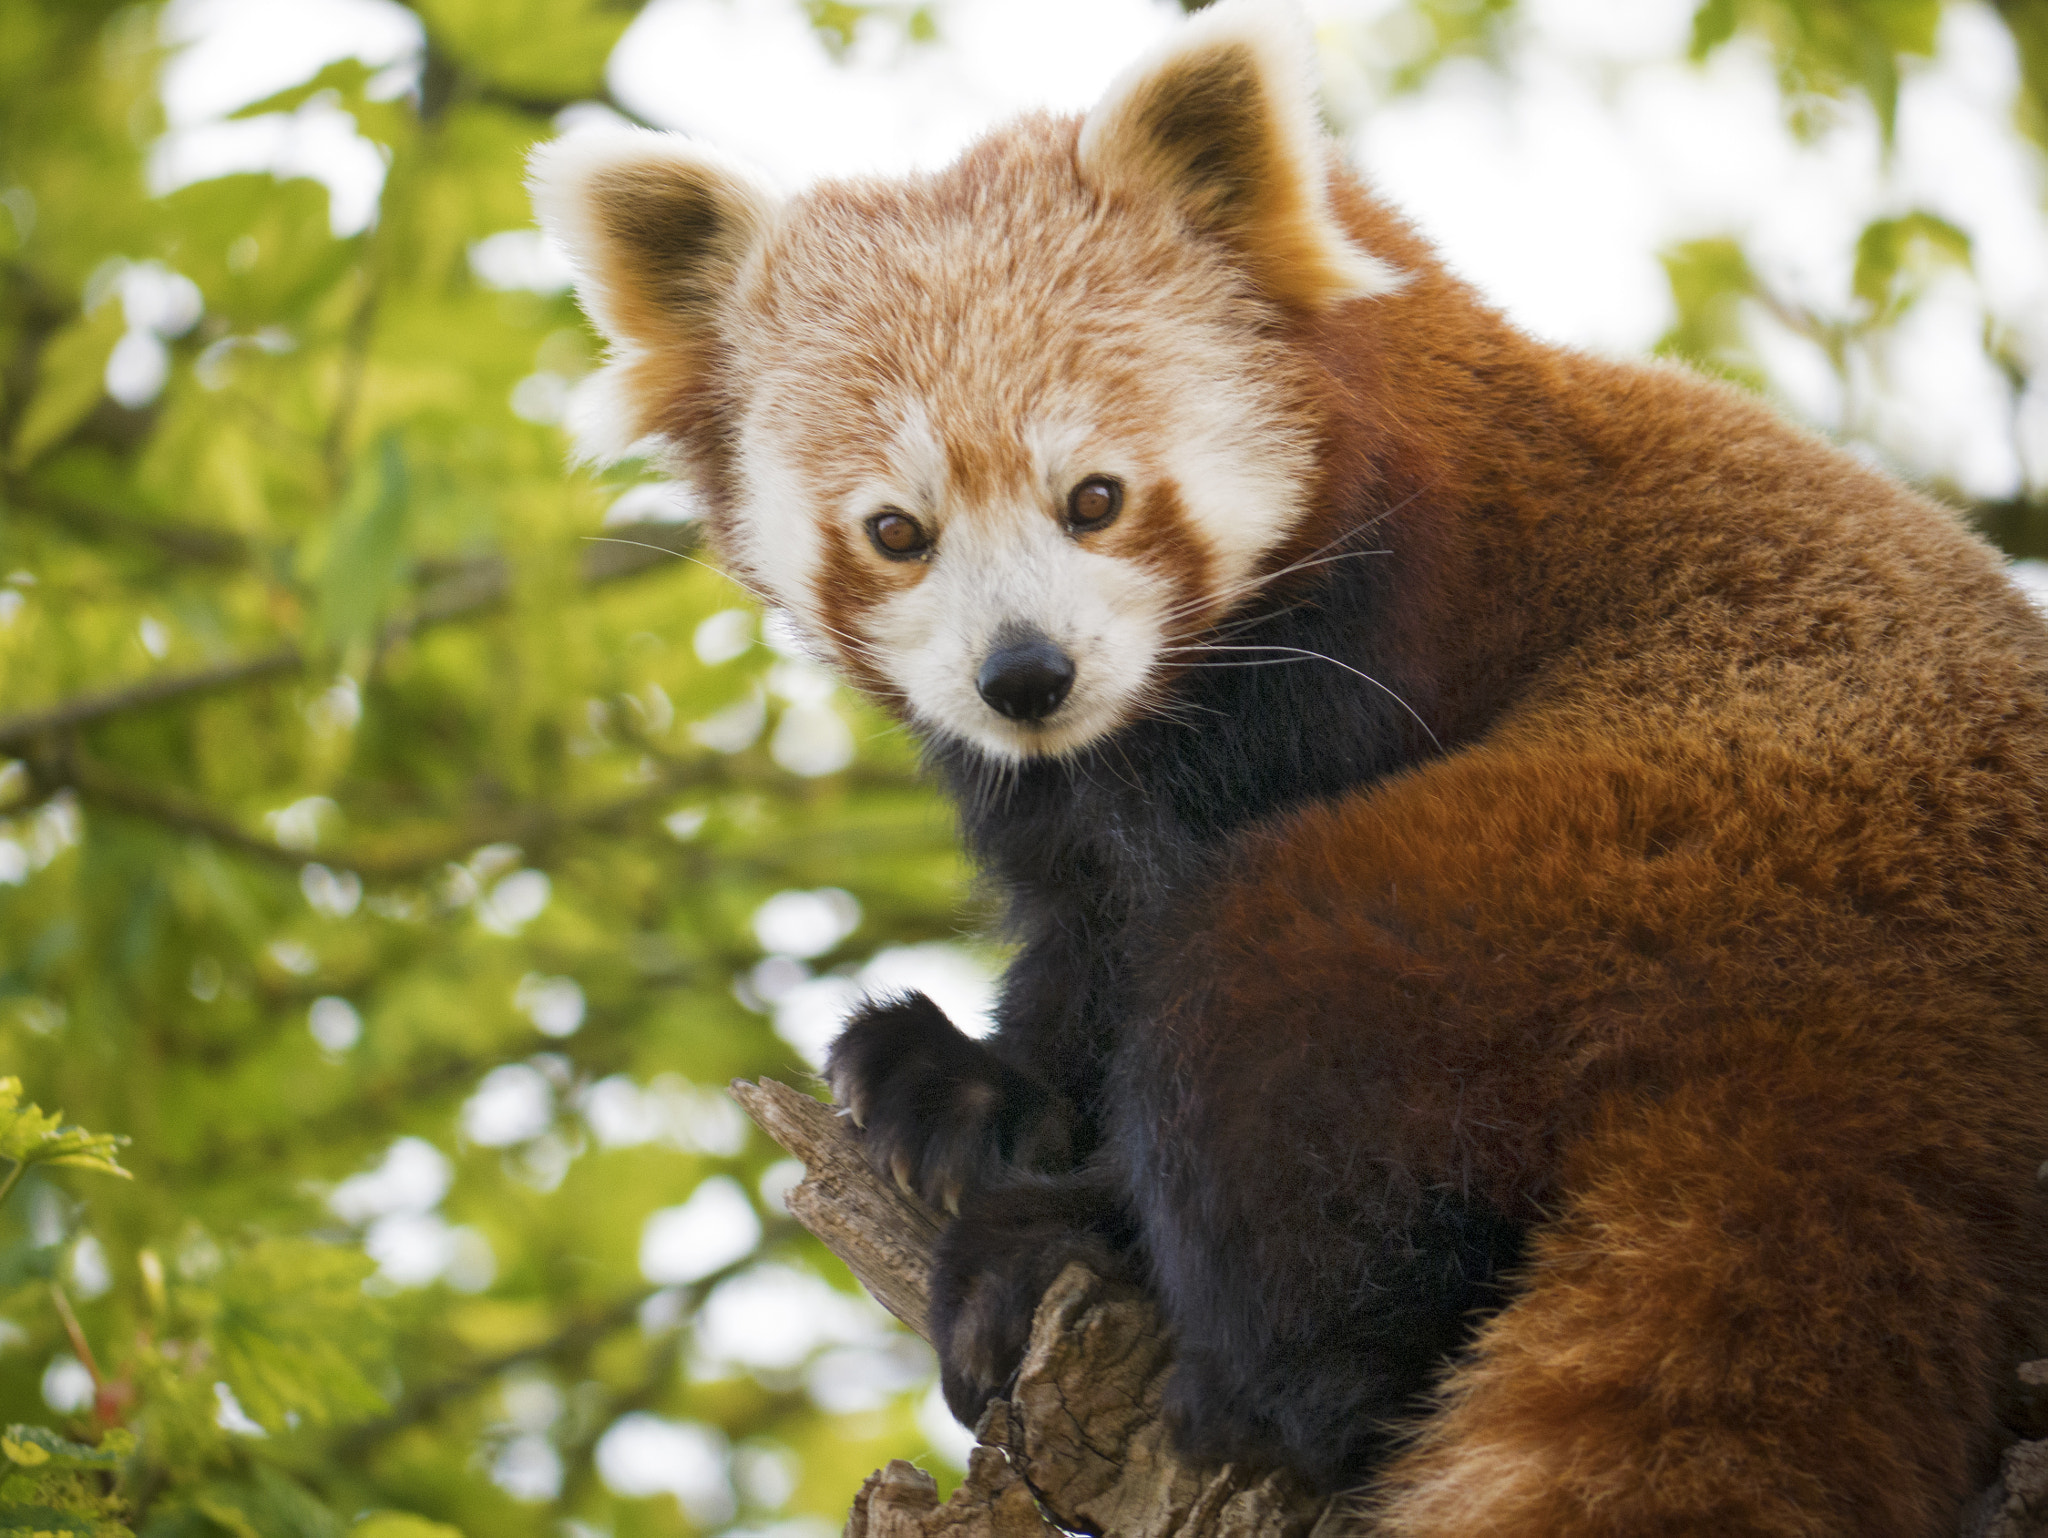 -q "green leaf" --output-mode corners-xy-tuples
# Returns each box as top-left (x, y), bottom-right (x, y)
(225, 58), (411, 149)
(1653, 236), (1767, 390)
(155, 174), (356, 328)
(0, 1506), (104, 1537)
(347, 1517), (465, 1538)
(227, 59), (381, 122)
(1689, 0), (1737, 60)
(136, 1512), (212, 1538)
(314, 436), (411, 655)
(411, 0), (633, 100)
(1851, 210), (1973, 321)
(1688, 0), (1942, 141)
(804, 0), (875, 58)
(0, 1427), (132, 1471)
(0, 1428), (133, 1537)
(7, 305), (125, 472)
(0, 1078), (132, 1200)
(189, 1469), (342, 1538)
(1382, 0), (1520, 92)
(2007, 0), (2048, 149)
(206, 1239), (389, 1431)
(186, 1498), (259, 1538)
